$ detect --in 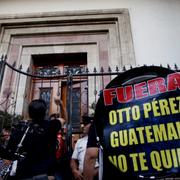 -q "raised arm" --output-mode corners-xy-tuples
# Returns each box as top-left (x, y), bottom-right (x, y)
(54, 98), (68, 126)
